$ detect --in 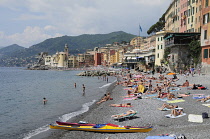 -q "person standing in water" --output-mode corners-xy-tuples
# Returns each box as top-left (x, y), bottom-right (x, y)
(43, 97), (47, 105)
(74, 83), (76, 88)
(82, 84), (85, 95)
